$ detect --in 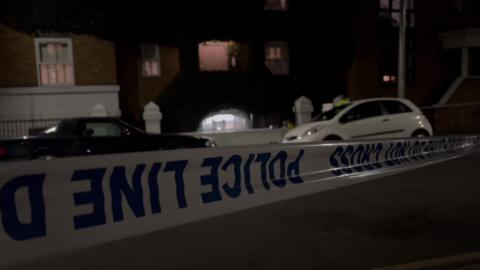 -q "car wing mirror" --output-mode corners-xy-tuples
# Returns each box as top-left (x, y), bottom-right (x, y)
(121, 128), (131, 136)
